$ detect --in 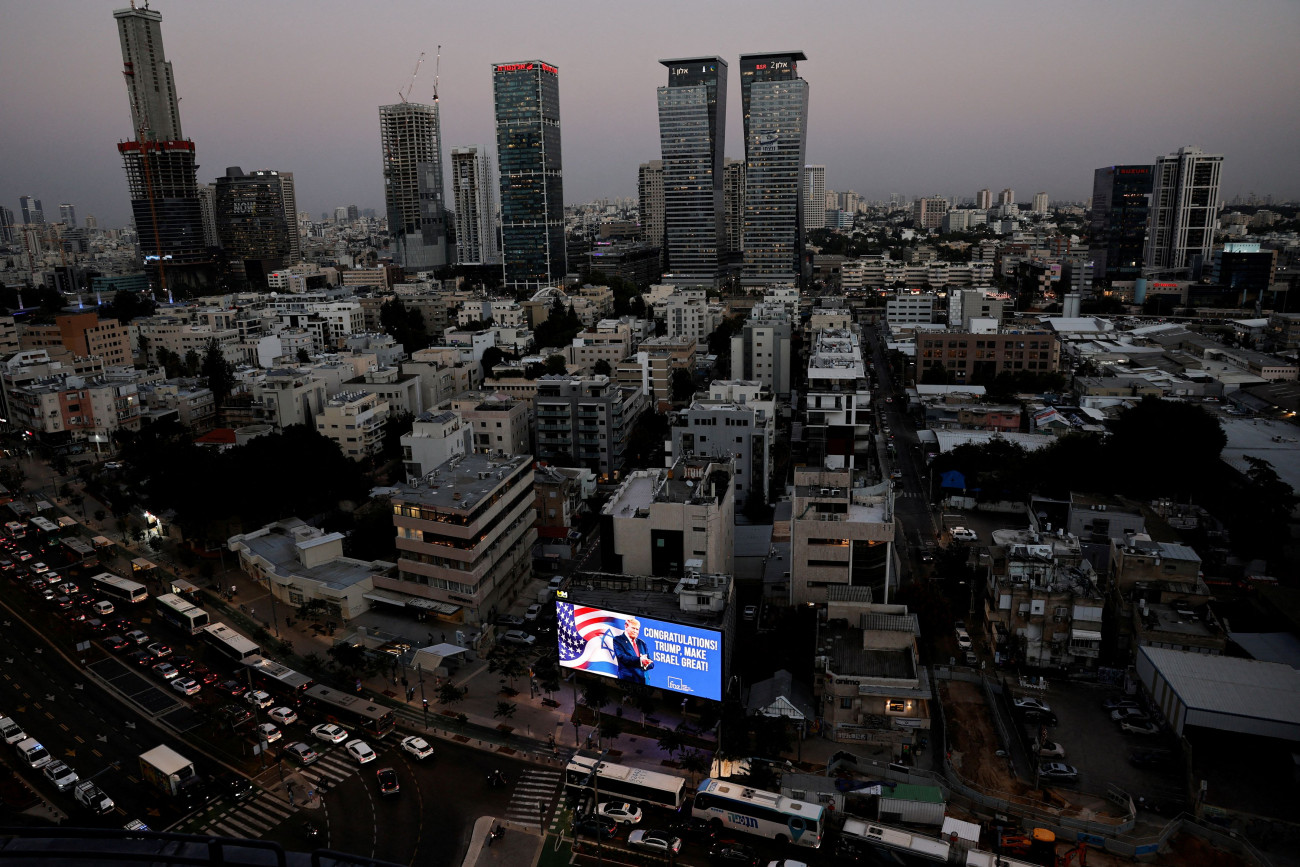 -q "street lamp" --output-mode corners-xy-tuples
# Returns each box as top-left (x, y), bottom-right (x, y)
(582, 748), (610, 866)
